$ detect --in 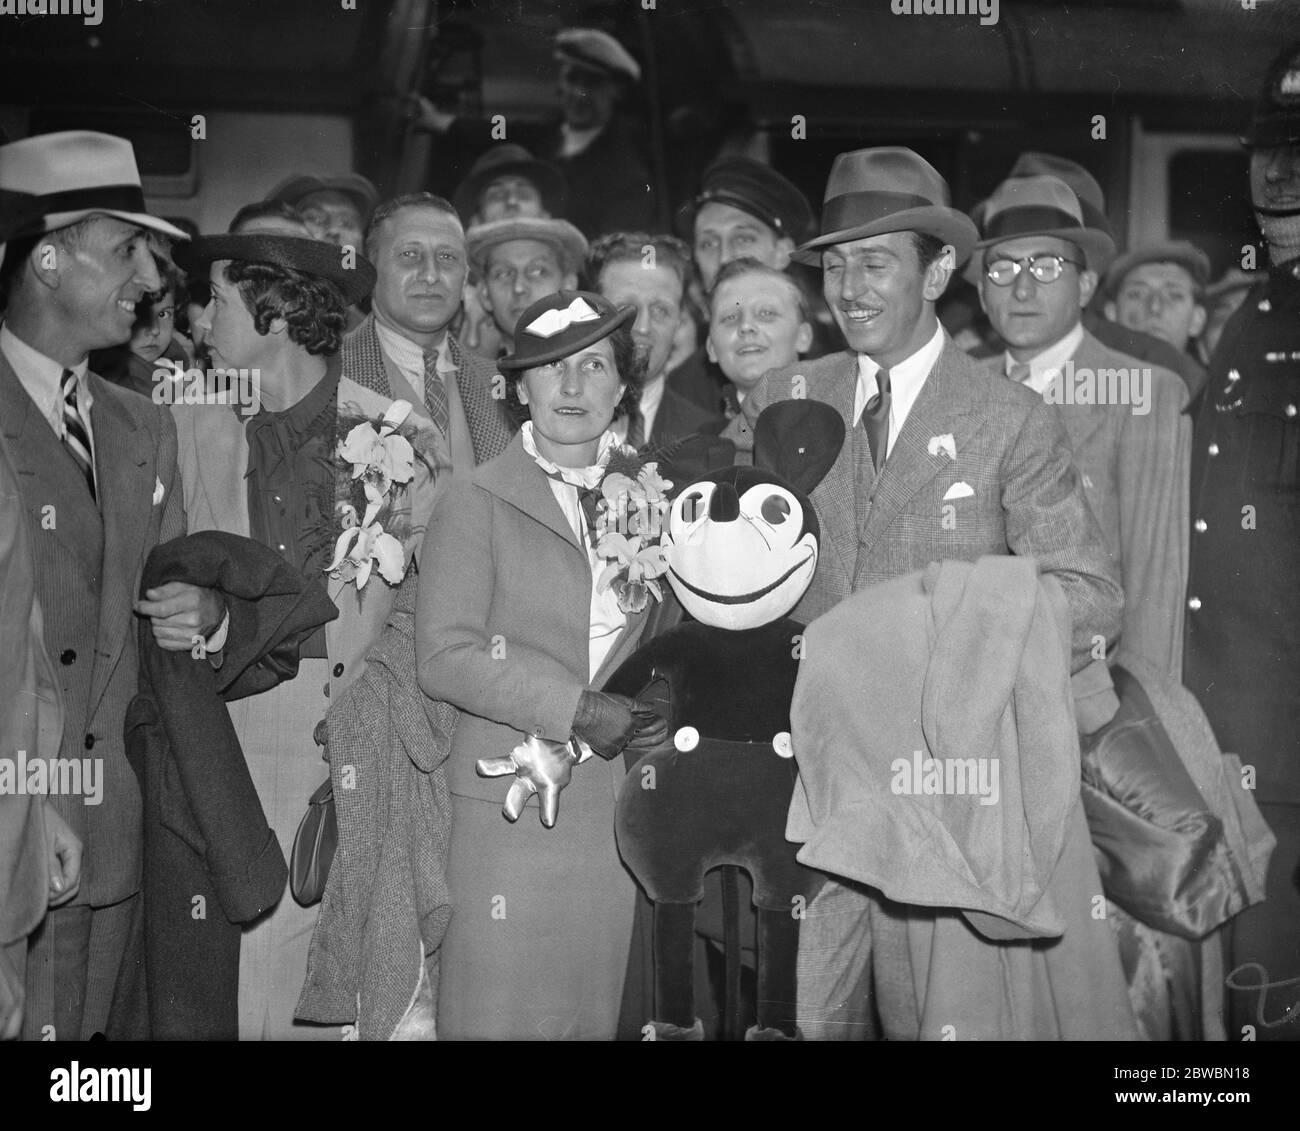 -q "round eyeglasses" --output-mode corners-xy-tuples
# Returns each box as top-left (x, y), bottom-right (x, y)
(984, 254), (1084, 286)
